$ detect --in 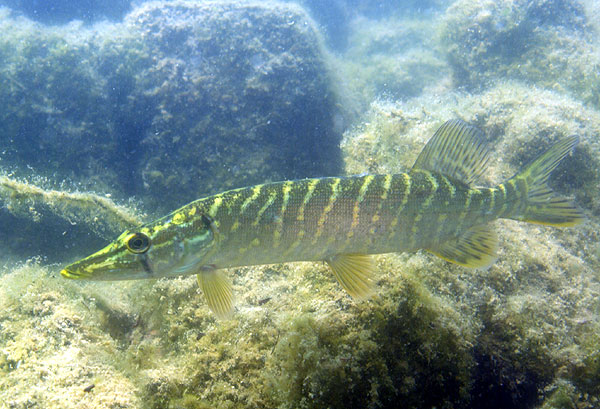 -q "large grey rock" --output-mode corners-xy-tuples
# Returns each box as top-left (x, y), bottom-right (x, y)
(0, 1), (342, 215)
(125, 1), (343, 210)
